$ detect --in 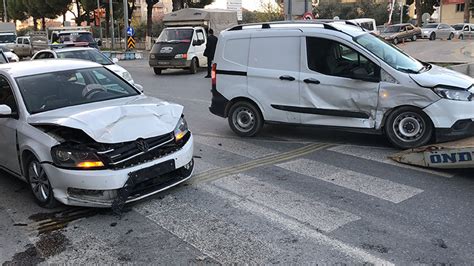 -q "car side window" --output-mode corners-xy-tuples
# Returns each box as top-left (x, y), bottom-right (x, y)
(406, 26), (413, 31)
(35, 52), (54, 59)
(24, 38), (30, 45)
(470, 25), (474, 31)
(306, 37), (379, 80)
(0, 76), (18, 114)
